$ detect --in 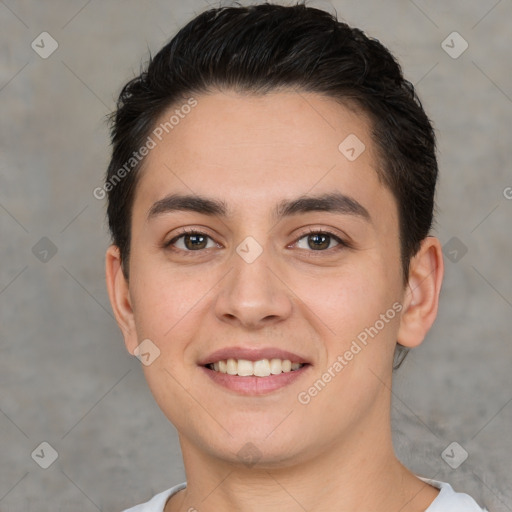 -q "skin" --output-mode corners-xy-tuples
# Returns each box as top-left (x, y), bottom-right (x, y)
(106, 90), (444, 511)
